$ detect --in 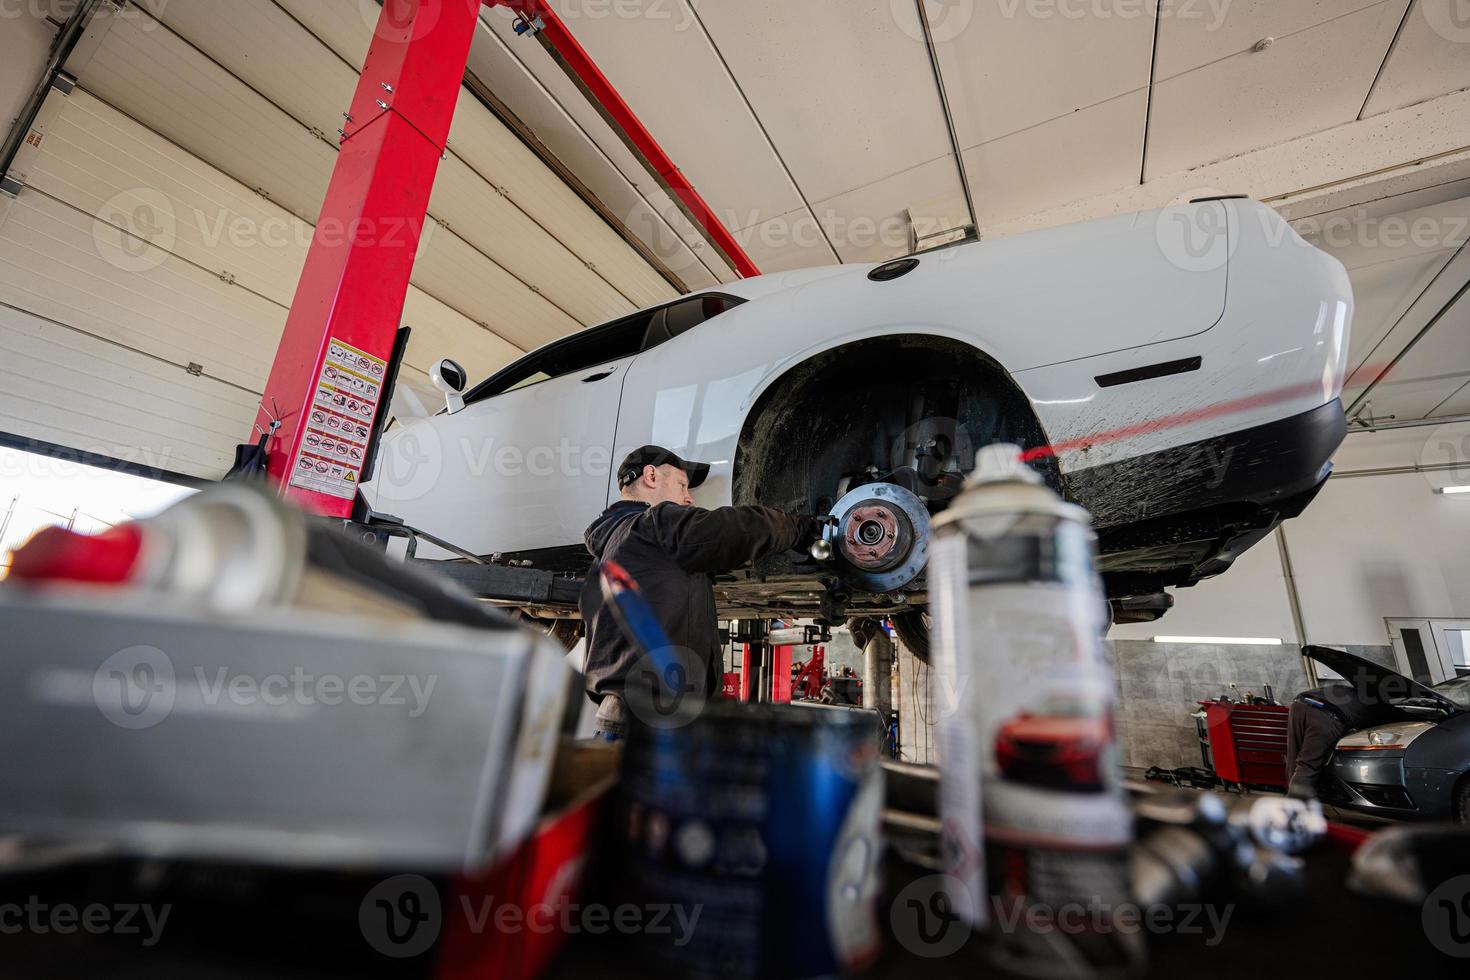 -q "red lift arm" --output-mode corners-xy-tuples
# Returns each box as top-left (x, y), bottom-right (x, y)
(256, 0), (756, 517)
